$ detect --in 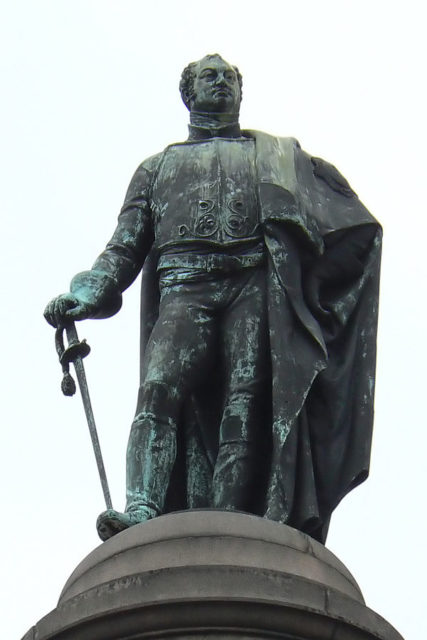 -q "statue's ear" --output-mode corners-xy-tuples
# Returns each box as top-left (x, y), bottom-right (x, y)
(181, 88), (190, 109)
